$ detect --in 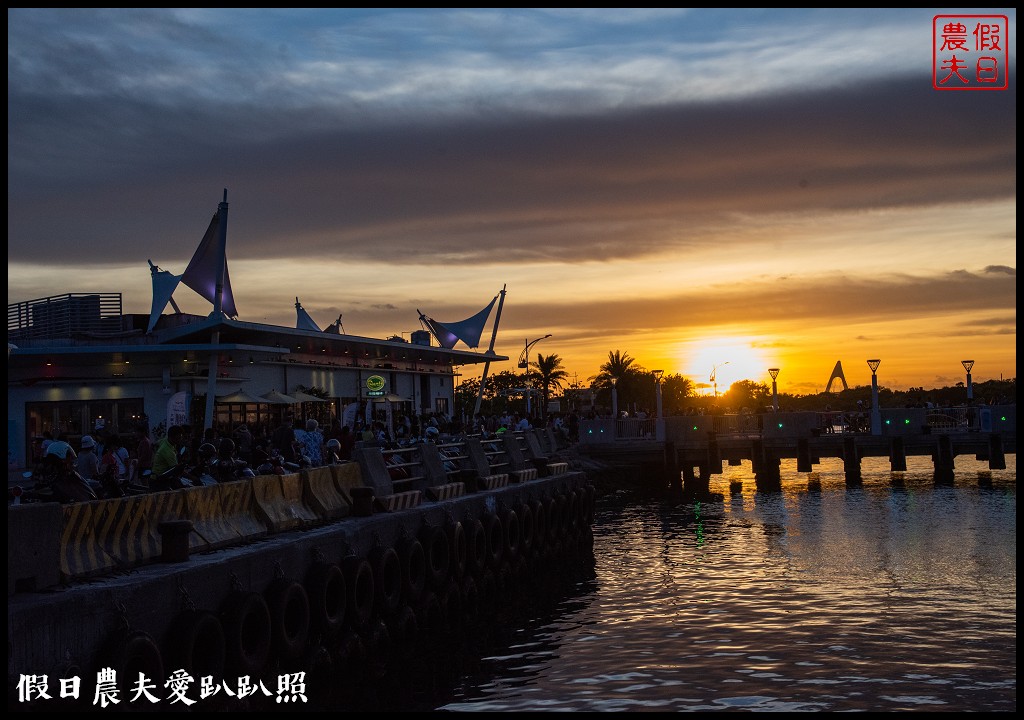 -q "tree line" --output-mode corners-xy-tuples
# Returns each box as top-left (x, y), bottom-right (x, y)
(455, 350), (1016, 420)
